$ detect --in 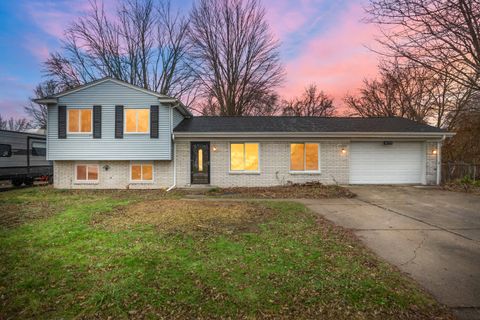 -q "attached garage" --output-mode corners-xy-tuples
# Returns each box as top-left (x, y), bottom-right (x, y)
(349, 142), (424, 184)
